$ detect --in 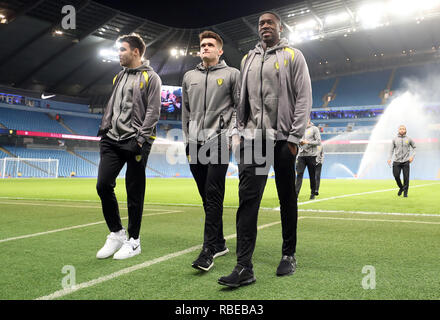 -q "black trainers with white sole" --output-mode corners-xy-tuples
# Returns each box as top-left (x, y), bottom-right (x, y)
(192, 248), (214, 271)
(213, 246), (229, 259)
(218, 265), (256, 288)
